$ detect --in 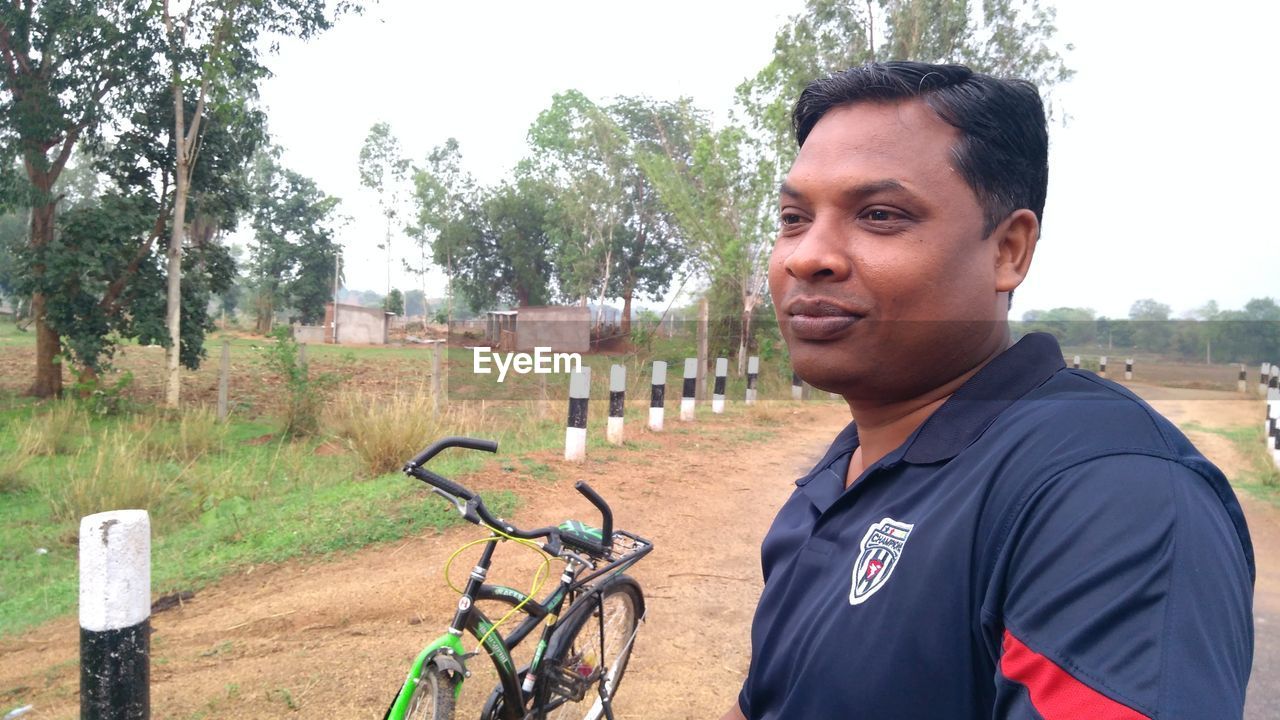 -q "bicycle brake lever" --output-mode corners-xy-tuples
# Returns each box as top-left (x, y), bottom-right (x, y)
(429, 487), (466, 515)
